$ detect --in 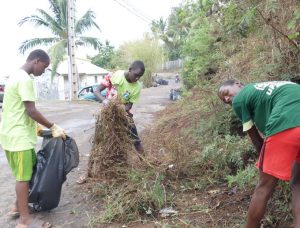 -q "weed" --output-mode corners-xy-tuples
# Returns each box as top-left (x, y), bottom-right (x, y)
(226, 165), (257, 189)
